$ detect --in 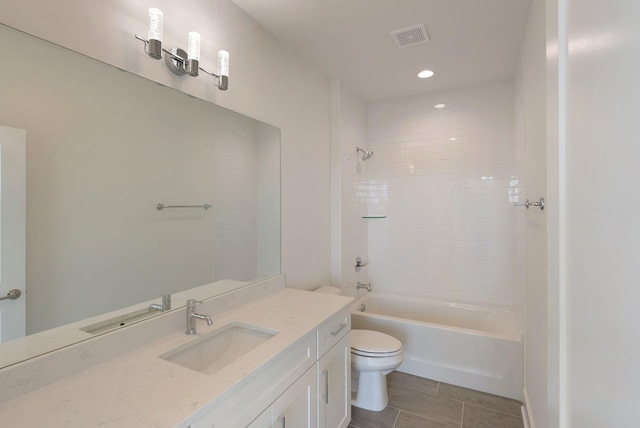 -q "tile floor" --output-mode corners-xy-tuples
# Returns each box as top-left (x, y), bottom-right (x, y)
(348, 372), (524, 428)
